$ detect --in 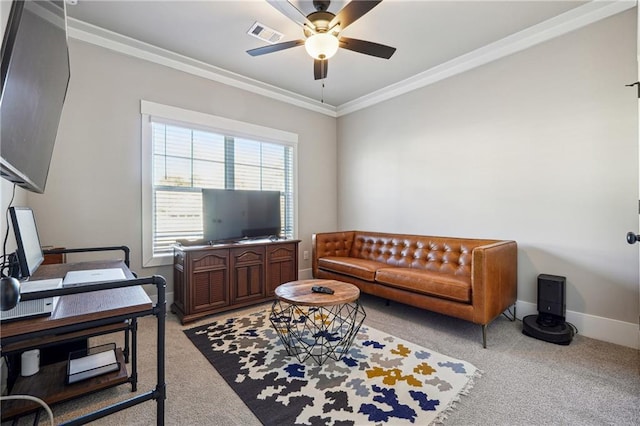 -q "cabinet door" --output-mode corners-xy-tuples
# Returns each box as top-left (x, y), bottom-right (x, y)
(190, 250), (230, 312)
(266, 243), (298, 296)
(230, 247), (265, 304)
